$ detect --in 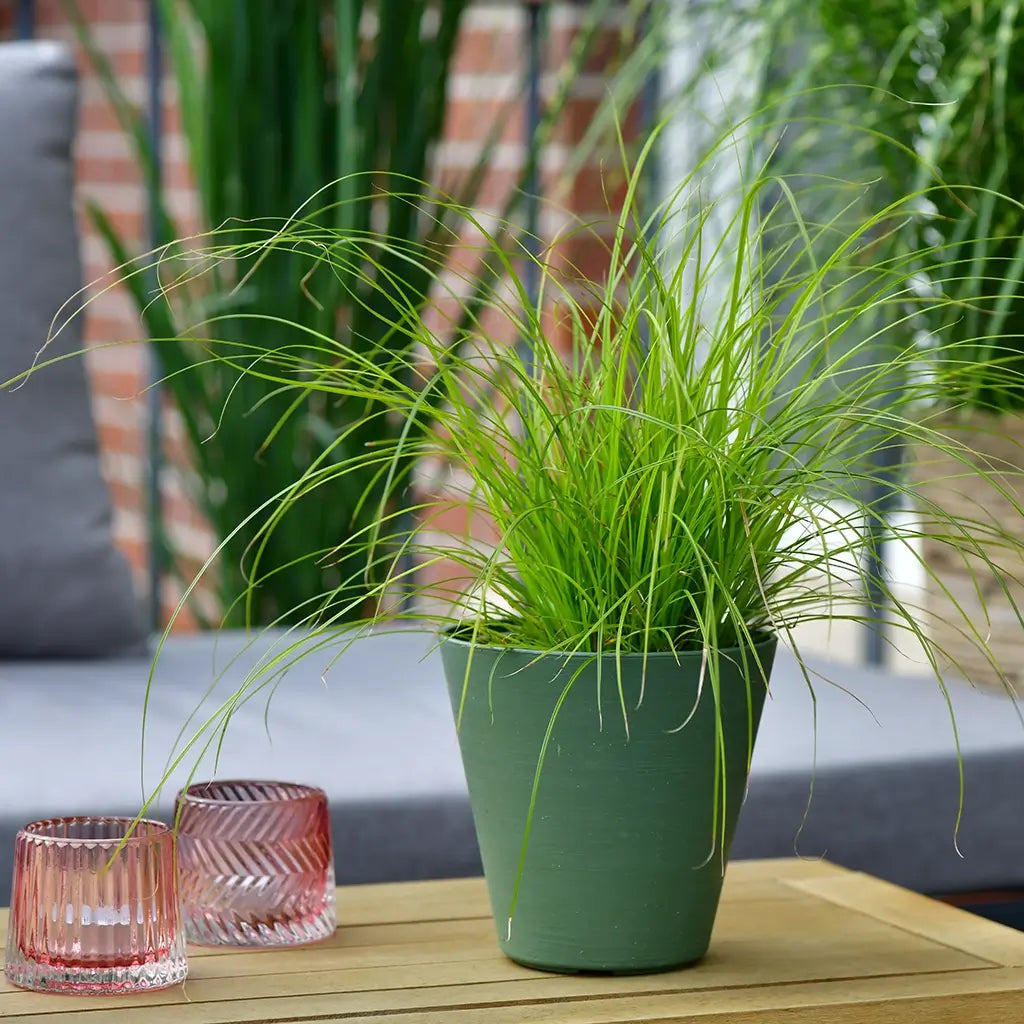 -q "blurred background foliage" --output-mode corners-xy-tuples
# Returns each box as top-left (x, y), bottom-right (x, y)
(68, 0), (658, 627)
(69, 0), (1024, 630)
(758, 0), (1024, 409)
